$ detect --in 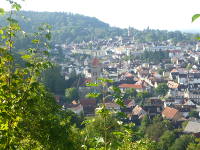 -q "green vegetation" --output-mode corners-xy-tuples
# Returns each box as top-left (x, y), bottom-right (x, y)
(189, 111), (199, 119)
(42, 66), (68, 95)
(140, 50), (169, 64)
(65, 87), (79, 103)
(0, 11), (198, 48)
(0, 2), (78, 149)
(1, 1), (200, 150)
(155, 83), (169, 96)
